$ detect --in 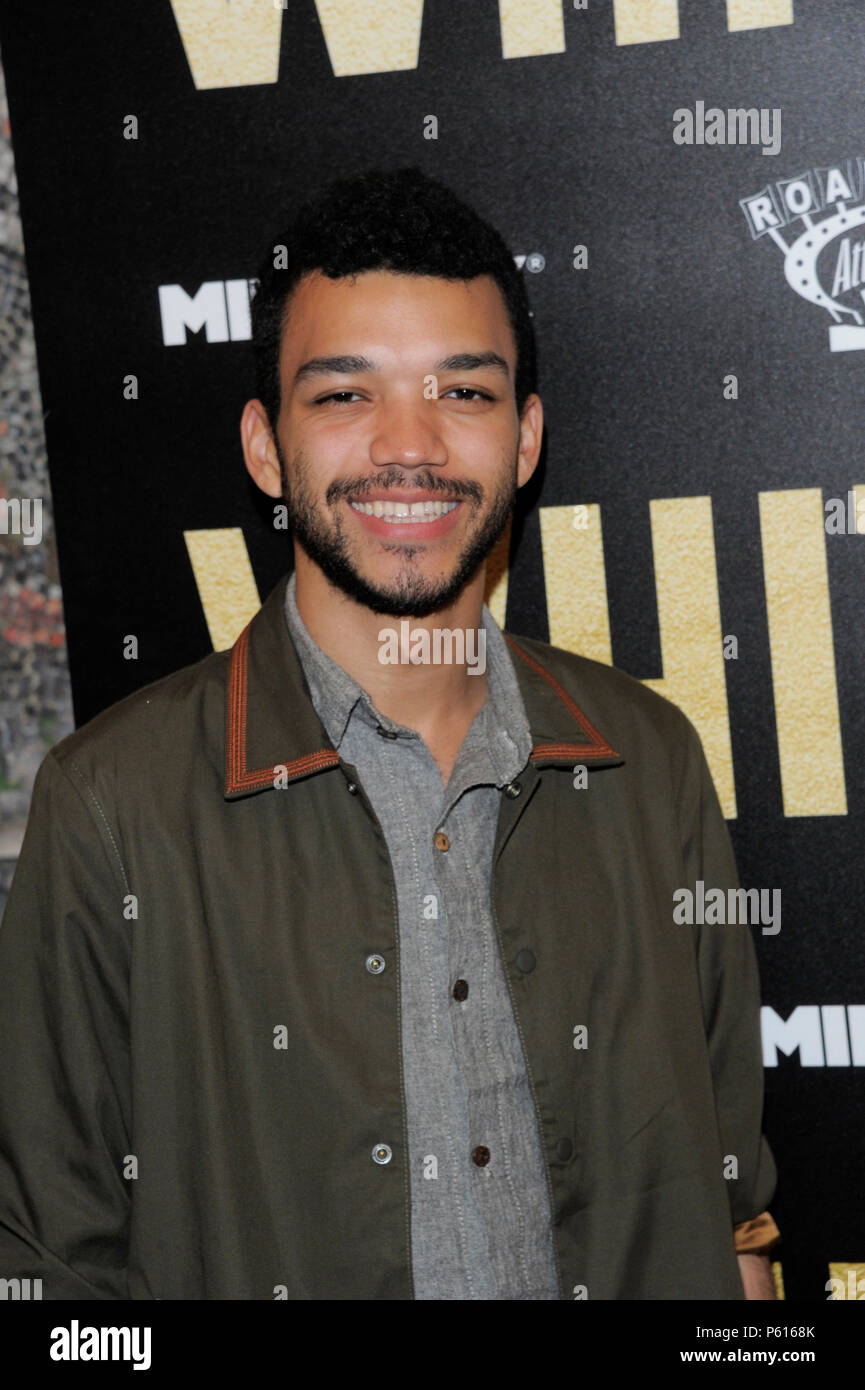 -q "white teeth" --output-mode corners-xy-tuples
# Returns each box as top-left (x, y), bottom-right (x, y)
(349, 499), (459, 522)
